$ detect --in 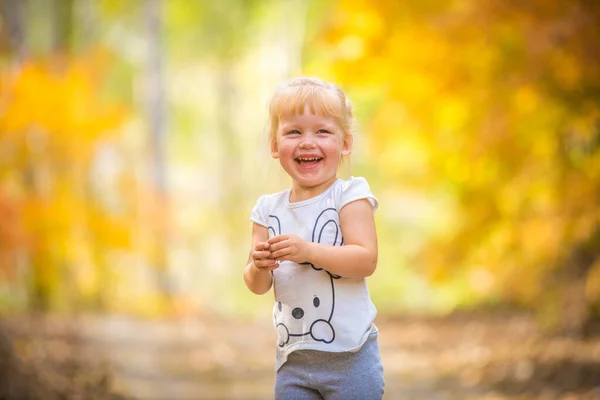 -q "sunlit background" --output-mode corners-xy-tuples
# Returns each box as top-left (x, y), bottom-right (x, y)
(0, 0), (599, 399)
